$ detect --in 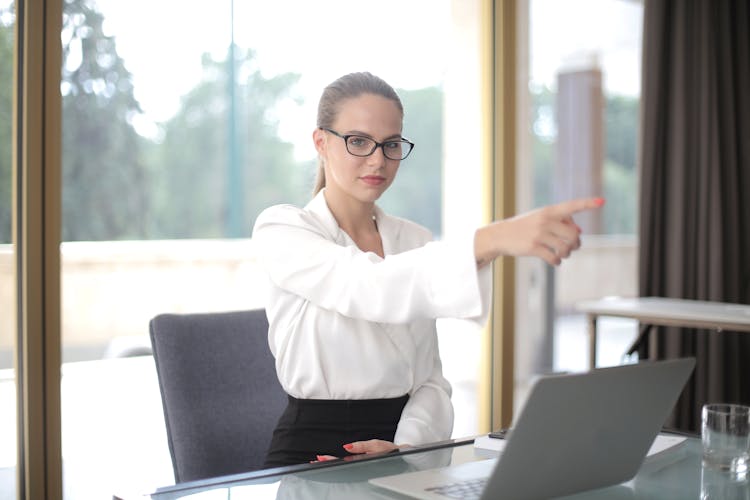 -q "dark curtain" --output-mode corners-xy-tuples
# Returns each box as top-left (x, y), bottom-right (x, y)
(638, 0), (750, 432)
